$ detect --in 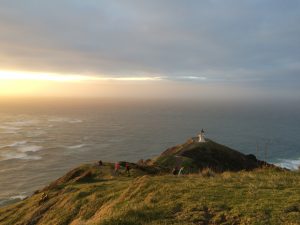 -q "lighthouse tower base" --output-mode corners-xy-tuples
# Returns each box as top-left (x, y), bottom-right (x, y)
(198, 134), (205, 143)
